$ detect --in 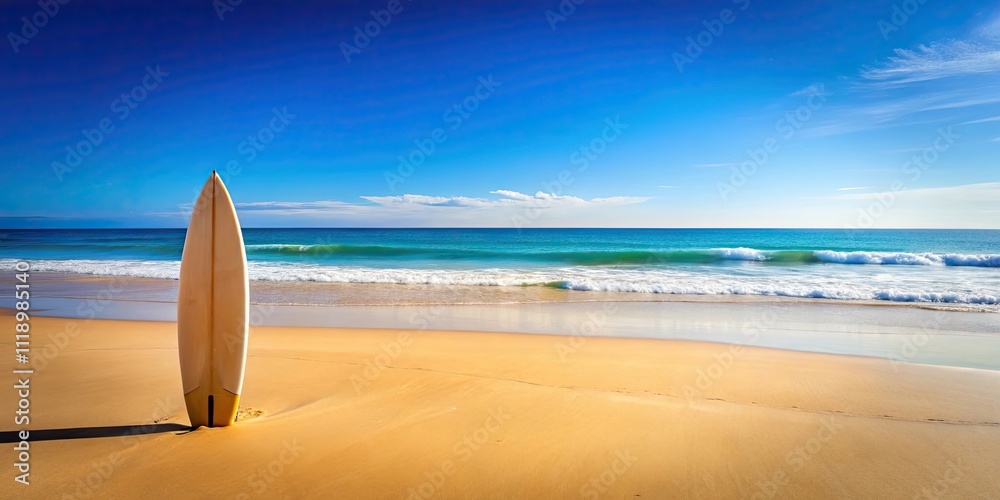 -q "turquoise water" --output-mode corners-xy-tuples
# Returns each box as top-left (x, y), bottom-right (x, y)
(1, 228), (998, 306)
